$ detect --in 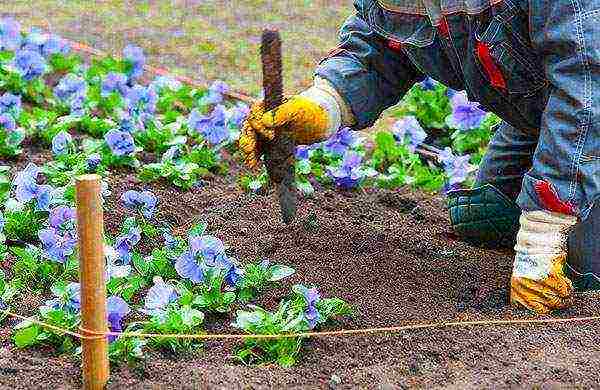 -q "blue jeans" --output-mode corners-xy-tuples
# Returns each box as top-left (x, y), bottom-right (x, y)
(315, 0), (600, 220)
